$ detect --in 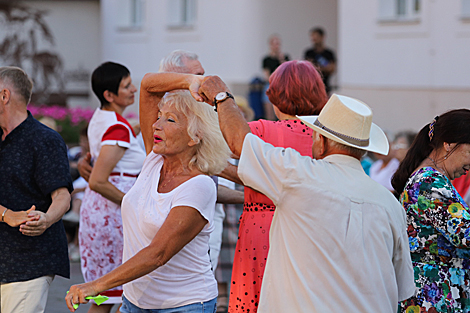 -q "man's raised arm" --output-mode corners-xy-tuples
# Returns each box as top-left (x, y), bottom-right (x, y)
(198, 76), (251, 157)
